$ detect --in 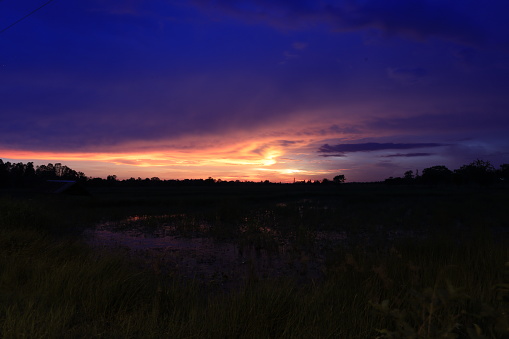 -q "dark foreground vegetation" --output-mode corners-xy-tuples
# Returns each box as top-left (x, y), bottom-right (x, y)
(1, 182), (508, 338)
